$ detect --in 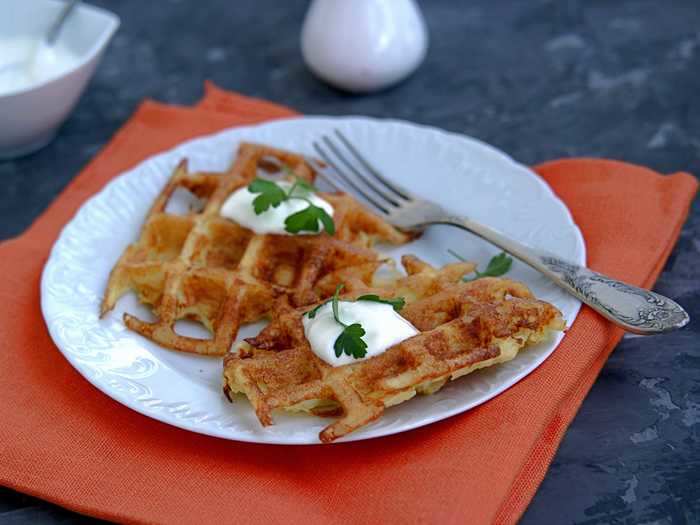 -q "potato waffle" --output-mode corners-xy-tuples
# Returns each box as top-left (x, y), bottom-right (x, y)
(223, 256), (566, 442)
(101, 143), (410, 355)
